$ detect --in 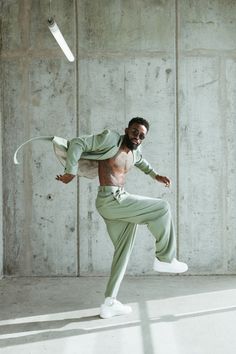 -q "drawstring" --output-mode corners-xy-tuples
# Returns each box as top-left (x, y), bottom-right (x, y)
(112, 188), (125, 202)
(98, 186), (126, 202)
